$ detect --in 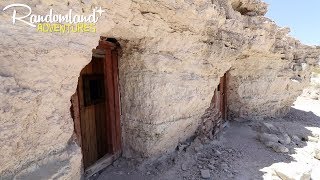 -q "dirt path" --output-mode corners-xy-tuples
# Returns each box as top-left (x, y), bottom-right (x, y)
(96, 96), (320, 180)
